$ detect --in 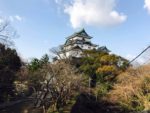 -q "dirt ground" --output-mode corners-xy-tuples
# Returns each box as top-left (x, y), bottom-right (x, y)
(0, 100), (43, 113)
